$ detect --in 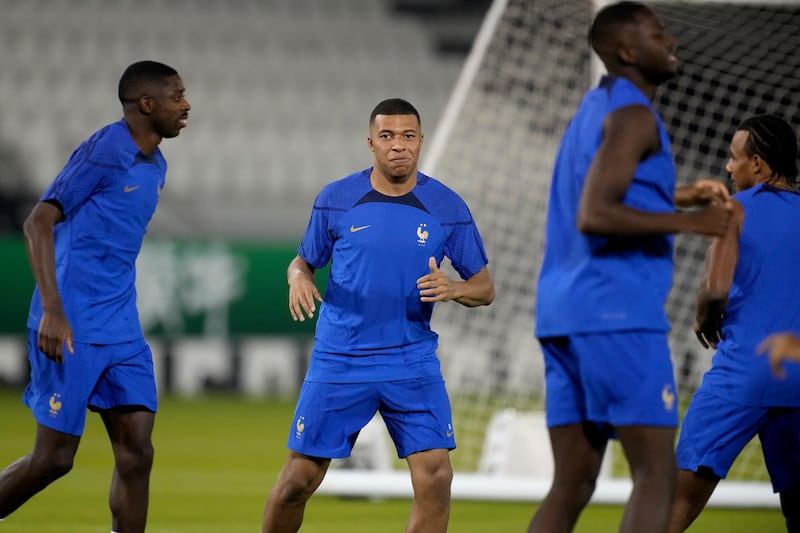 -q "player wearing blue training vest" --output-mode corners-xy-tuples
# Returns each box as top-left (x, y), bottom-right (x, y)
(0, 61), (190, 533)
(670, 115), (800, 532)
(261, 98), (495, 533)
(530, 3), (733, 533)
